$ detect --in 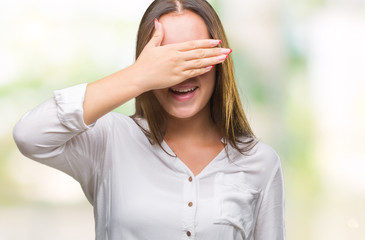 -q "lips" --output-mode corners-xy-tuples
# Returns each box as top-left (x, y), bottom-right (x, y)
(168, 85), (198, 101)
